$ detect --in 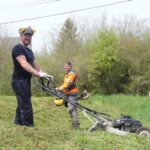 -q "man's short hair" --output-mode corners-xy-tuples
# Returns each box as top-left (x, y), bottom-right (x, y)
(65, 61), (72, 66)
